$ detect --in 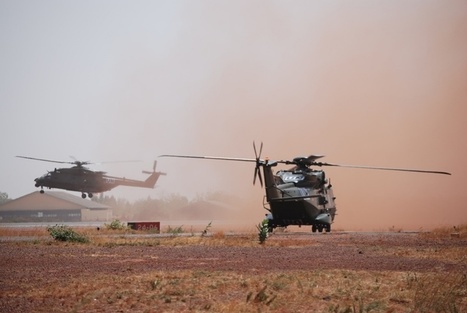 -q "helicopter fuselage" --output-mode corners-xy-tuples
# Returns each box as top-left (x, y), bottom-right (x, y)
(33, 162), (164, 199)
(263, 164), (336, 232)
(35, 168), (117, 194)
